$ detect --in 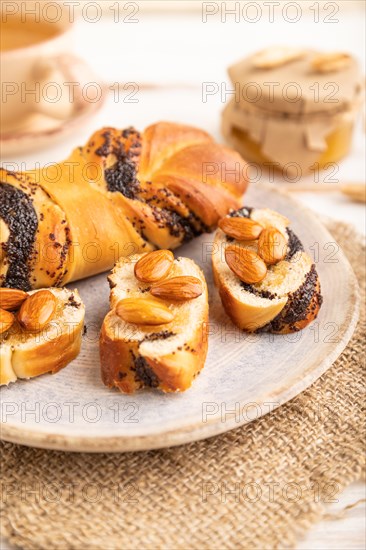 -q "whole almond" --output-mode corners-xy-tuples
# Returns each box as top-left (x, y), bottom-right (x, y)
(225, 245), (267, 284)
(0, 308), (15, 335)
(150, 276), (203, 301)
(18, 290), (57, 331)
(134, 250), (174, 283)
(258, 228), (287, 265)
(0, 288), (28, 311)
(312, 52), (351, 73)
(116, 298), (174, 326)
(219, 217), (263, 241)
